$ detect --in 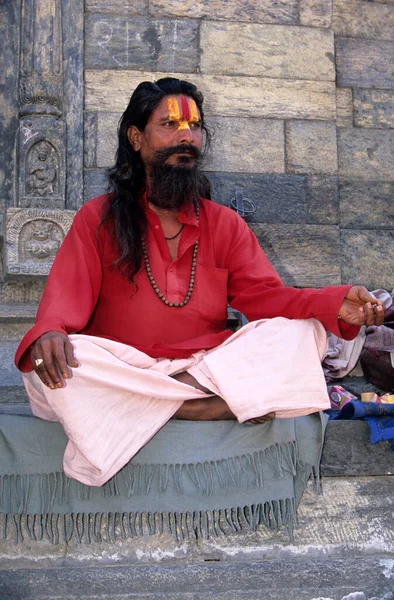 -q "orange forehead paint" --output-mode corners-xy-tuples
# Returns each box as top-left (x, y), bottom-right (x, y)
(166, 97), (199, 130)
